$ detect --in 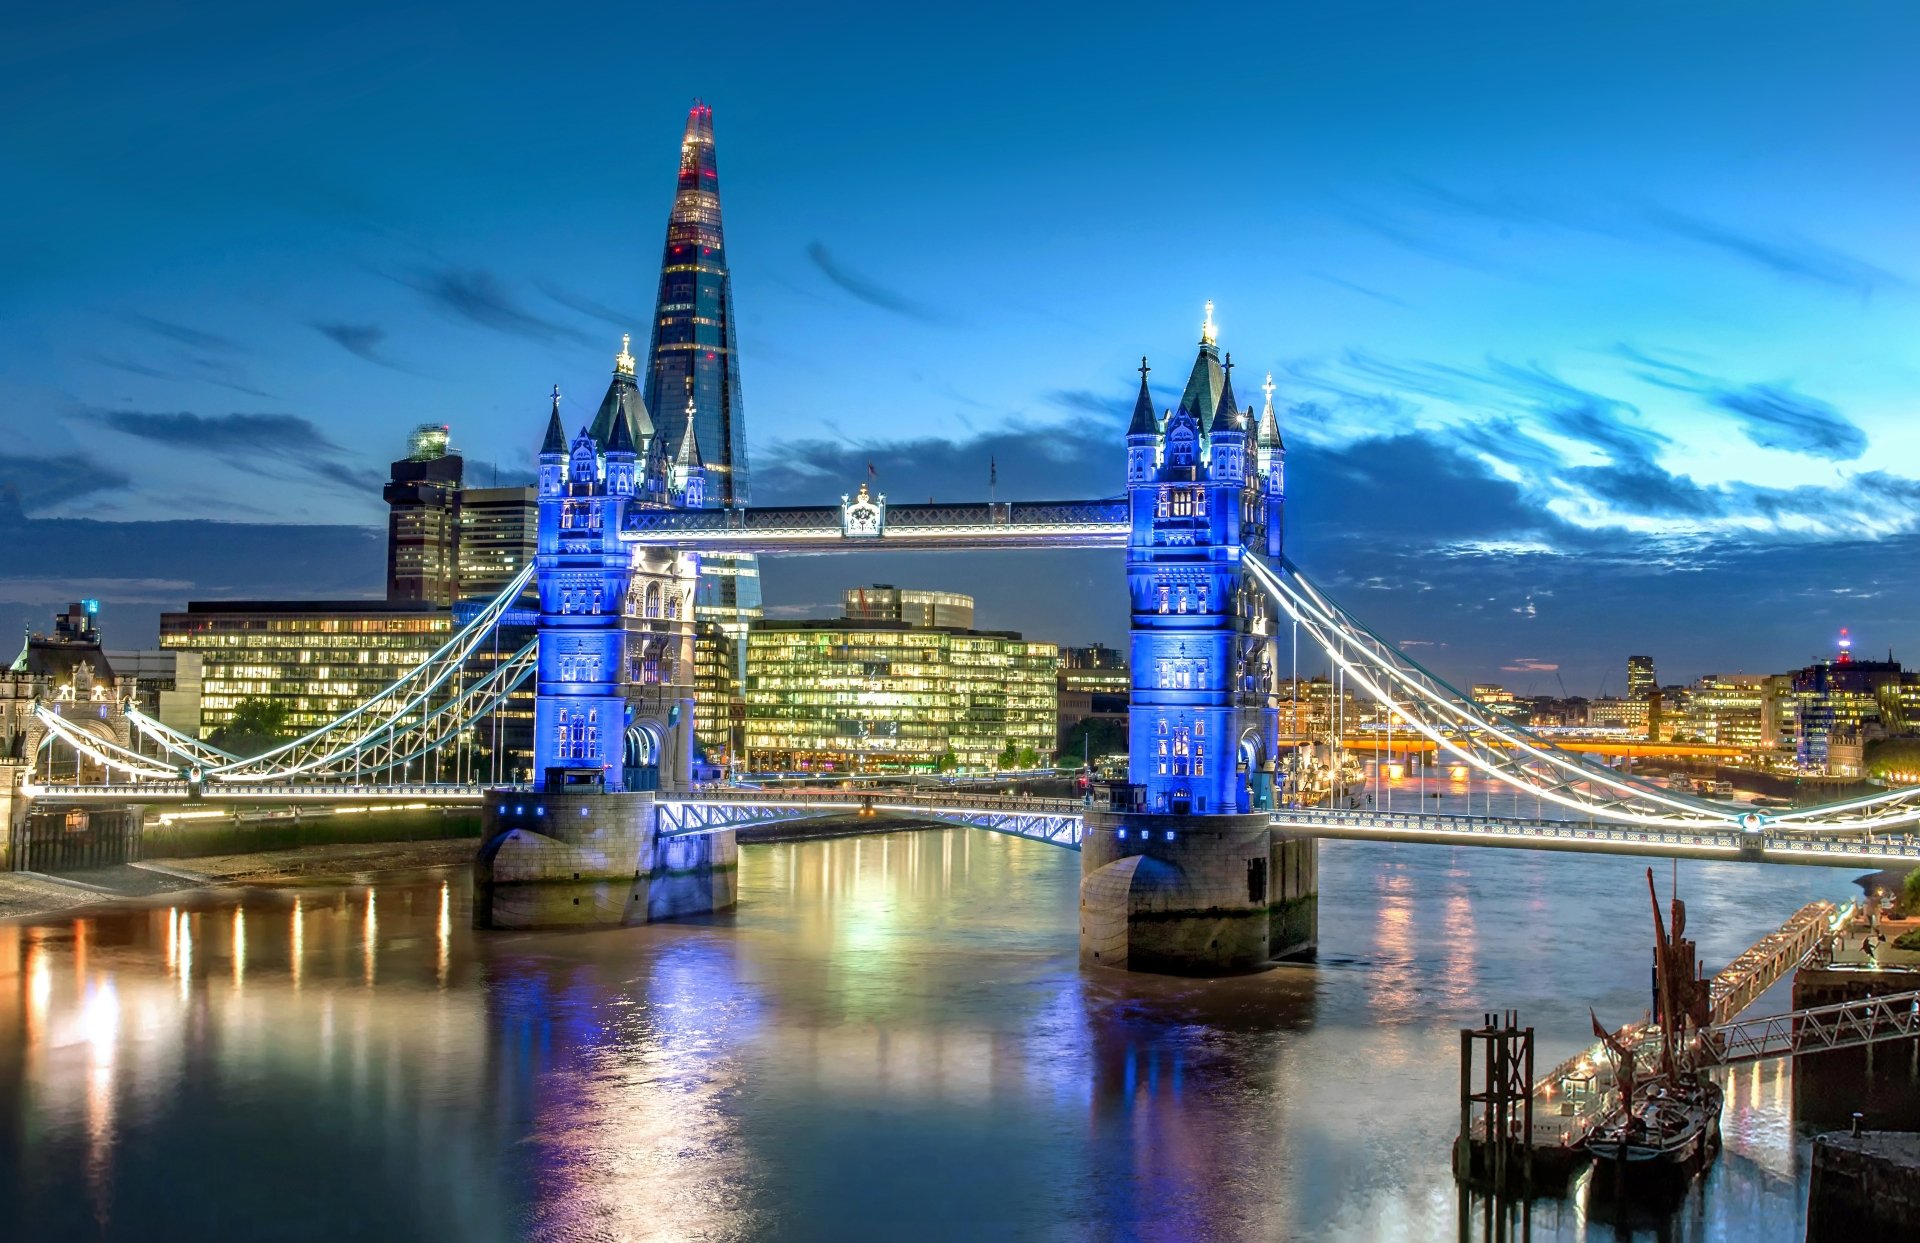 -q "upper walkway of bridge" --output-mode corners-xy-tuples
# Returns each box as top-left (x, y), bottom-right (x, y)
(620, 496), (1127, 553)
